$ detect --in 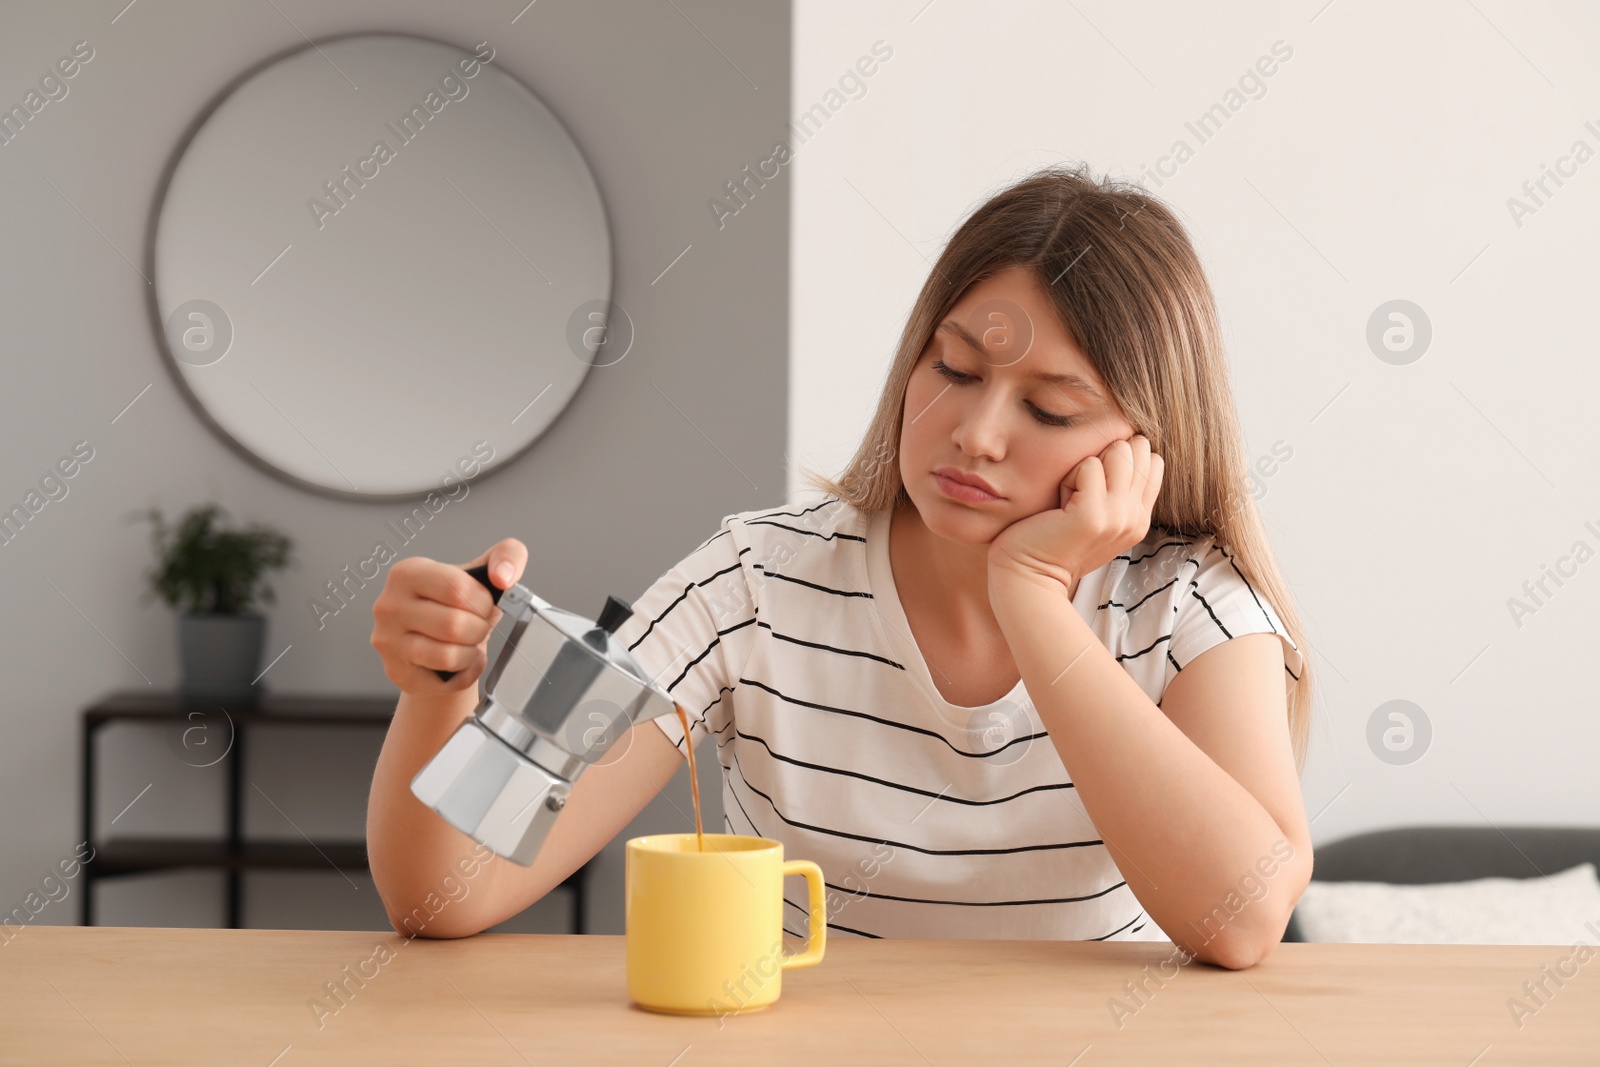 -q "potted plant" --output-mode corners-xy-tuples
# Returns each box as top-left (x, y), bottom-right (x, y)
(135, 503), (294, 705)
